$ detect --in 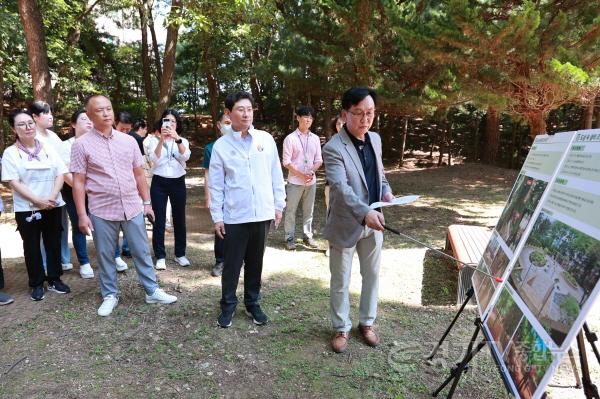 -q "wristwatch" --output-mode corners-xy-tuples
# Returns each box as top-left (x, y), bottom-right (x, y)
(143, 200), (151, 206)
(175, 138), (183, 144)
